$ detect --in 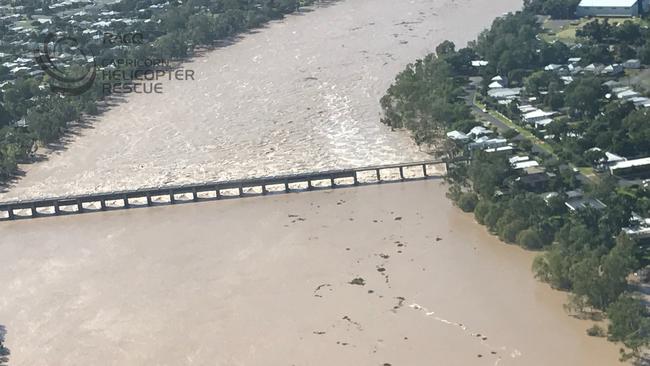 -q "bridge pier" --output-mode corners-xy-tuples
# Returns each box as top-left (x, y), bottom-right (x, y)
(0, 160), (450, 222)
